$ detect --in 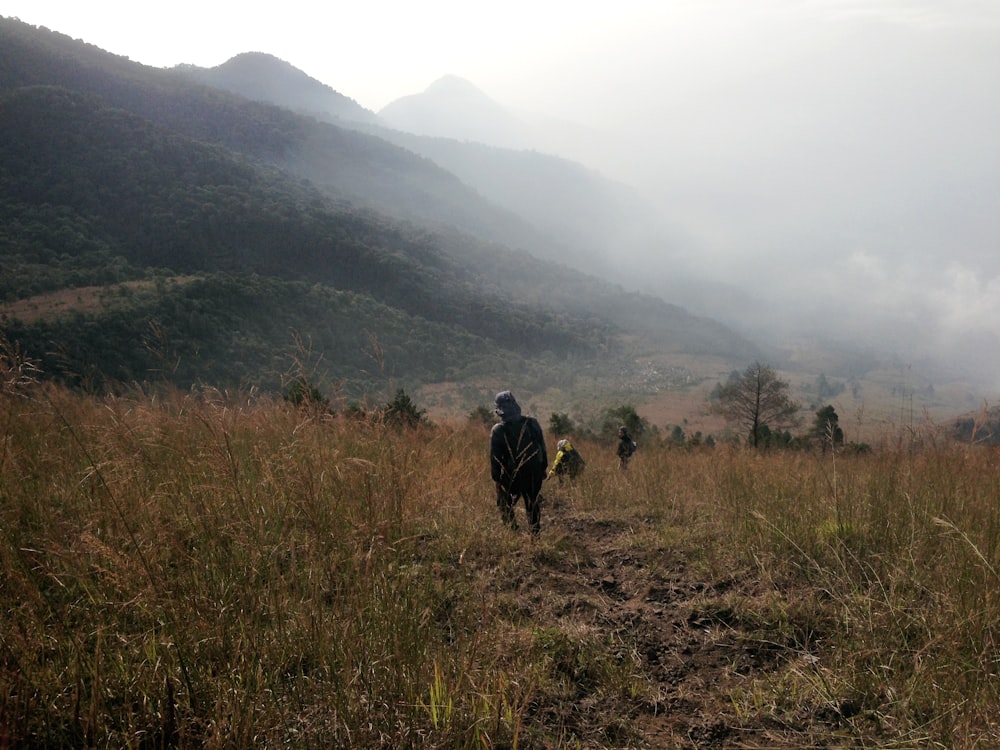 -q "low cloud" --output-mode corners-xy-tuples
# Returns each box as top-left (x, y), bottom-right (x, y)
(524, 6), (1000, 389)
